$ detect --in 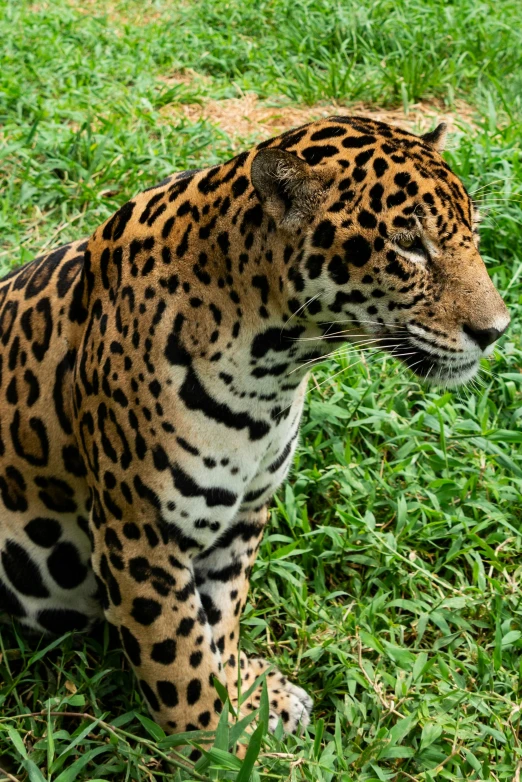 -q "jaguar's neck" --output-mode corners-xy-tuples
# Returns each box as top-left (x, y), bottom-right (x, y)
(81, 155), (333, 406)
